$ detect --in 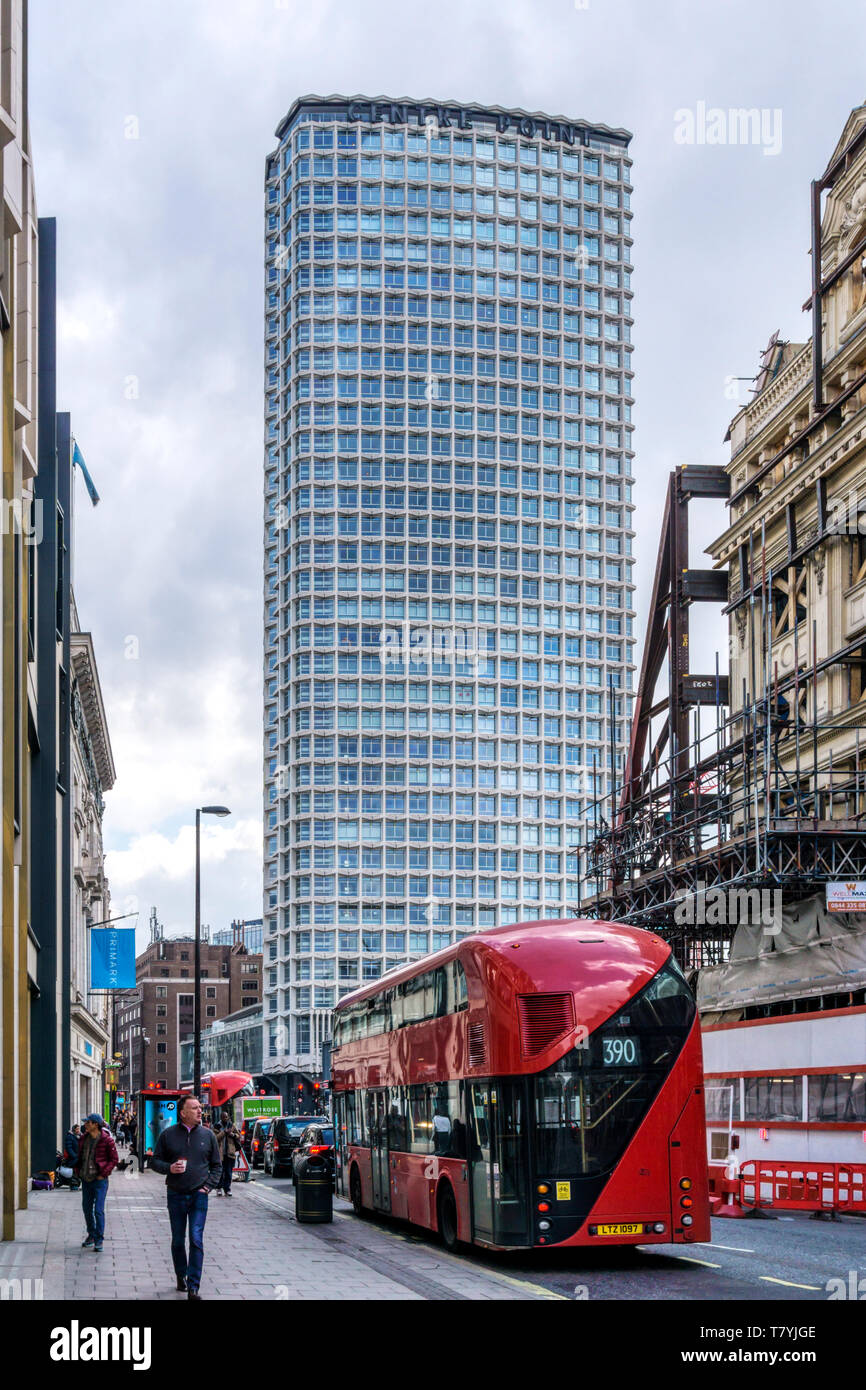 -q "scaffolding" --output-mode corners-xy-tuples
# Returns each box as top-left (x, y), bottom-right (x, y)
(581, 471), (866, 966)
(581, 113), (866, 966)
